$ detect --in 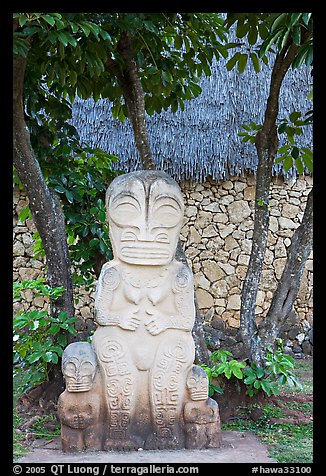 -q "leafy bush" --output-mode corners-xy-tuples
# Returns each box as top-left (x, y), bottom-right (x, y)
(17, 148), (120, 289)
(201, 342), (302, 398)
(13, 278), (77, 392)
(201, 350), (246, 395)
